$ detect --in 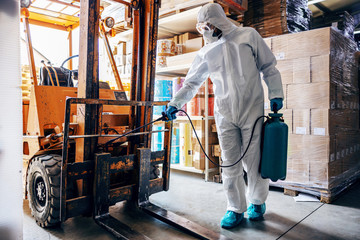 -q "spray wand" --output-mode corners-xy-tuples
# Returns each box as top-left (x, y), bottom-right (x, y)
(103, 109), (267, 168)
